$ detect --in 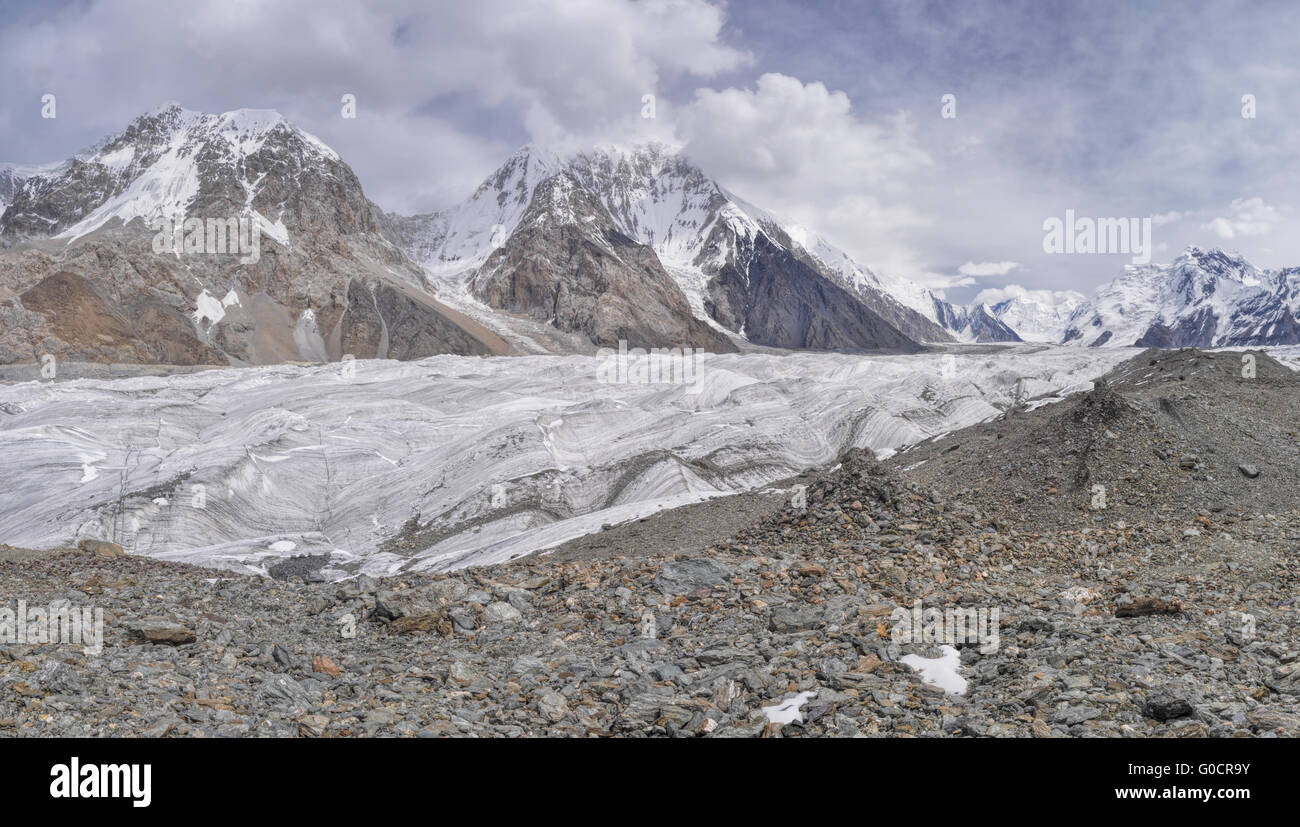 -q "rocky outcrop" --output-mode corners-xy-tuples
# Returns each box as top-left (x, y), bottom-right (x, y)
(932, 301), (1022, 343)
(702, 224), (921, 352)
(471, 174), (735, 352)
